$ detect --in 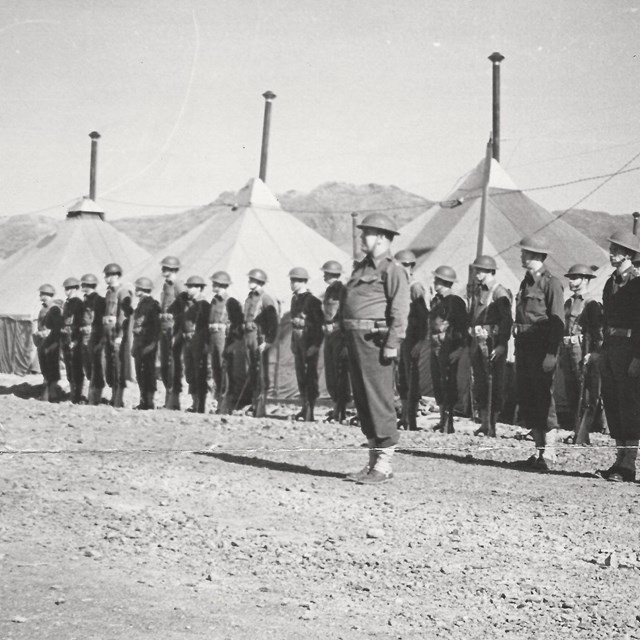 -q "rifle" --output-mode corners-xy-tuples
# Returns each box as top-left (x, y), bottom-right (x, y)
(217, 346), (230, 415)
(574, 335), (591, 445)
(254, 342), (267, 418)
(486, 354), (495, 437)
